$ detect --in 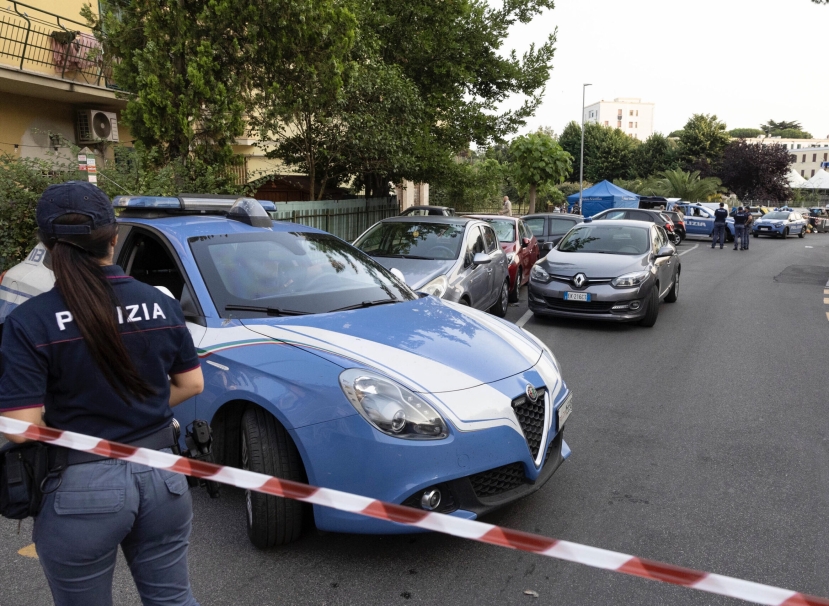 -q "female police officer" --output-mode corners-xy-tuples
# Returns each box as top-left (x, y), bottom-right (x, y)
(0, 182), (204, 605)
